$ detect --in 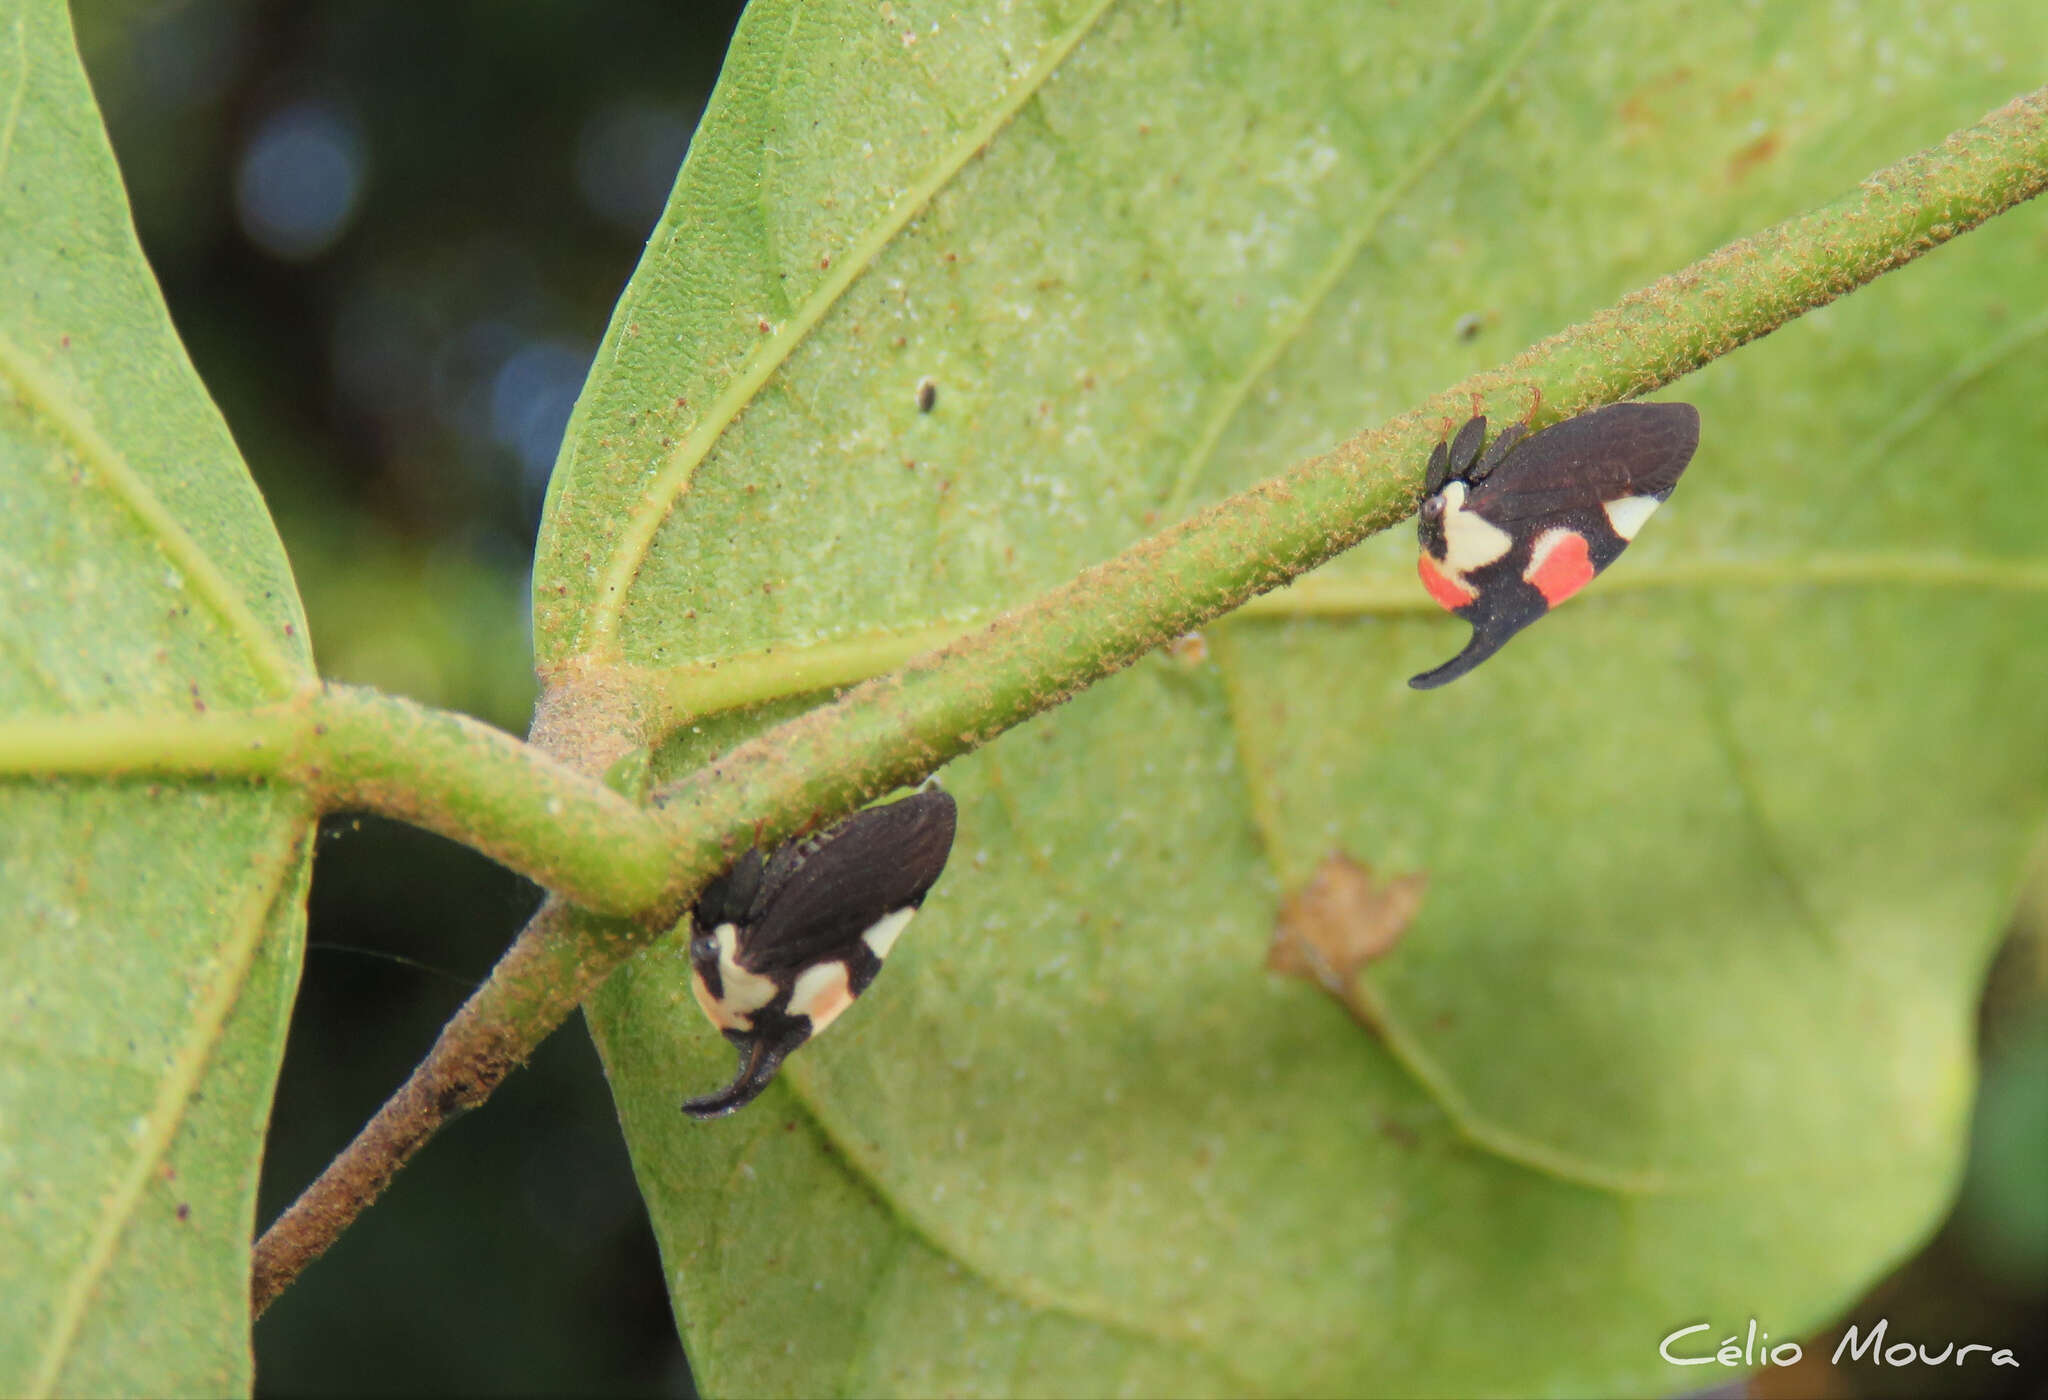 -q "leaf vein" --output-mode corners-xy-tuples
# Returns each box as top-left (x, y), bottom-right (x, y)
(0, 332), (302, 697)
(788, 1084), (1266, 1392)
(629, 549), (2048, 727)
(30, 823), (308, 1397)
(1158, 0), (1566, 518)
(581, 0), (1125, 656)
(1847, 302), (2048, 471)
